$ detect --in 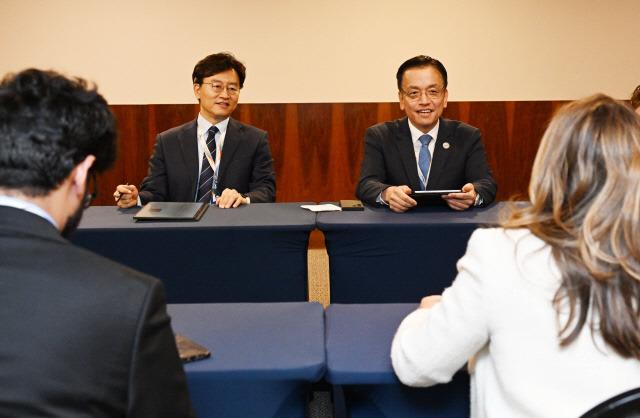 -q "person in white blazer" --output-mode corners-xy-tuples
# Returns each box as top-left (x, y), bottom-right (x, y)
(391, 94), (640, 417)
